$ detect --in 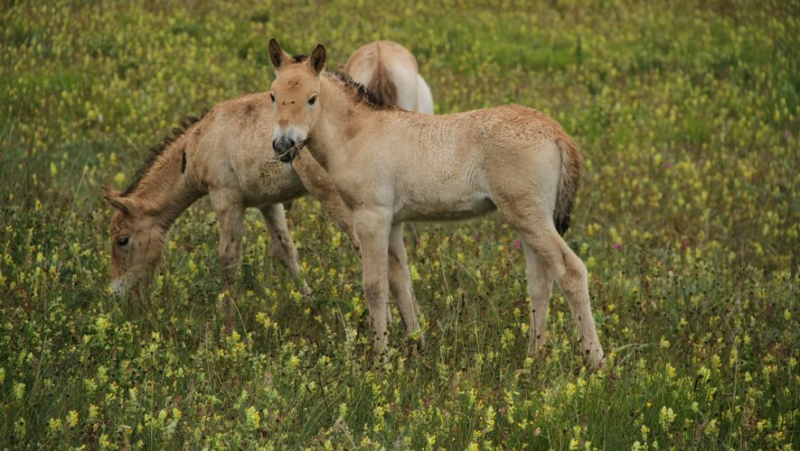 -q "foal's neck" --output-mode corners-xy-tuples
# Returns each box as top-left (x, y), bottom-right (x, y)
(127, 132), (203, 230)
(311, 73), (391, 169)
